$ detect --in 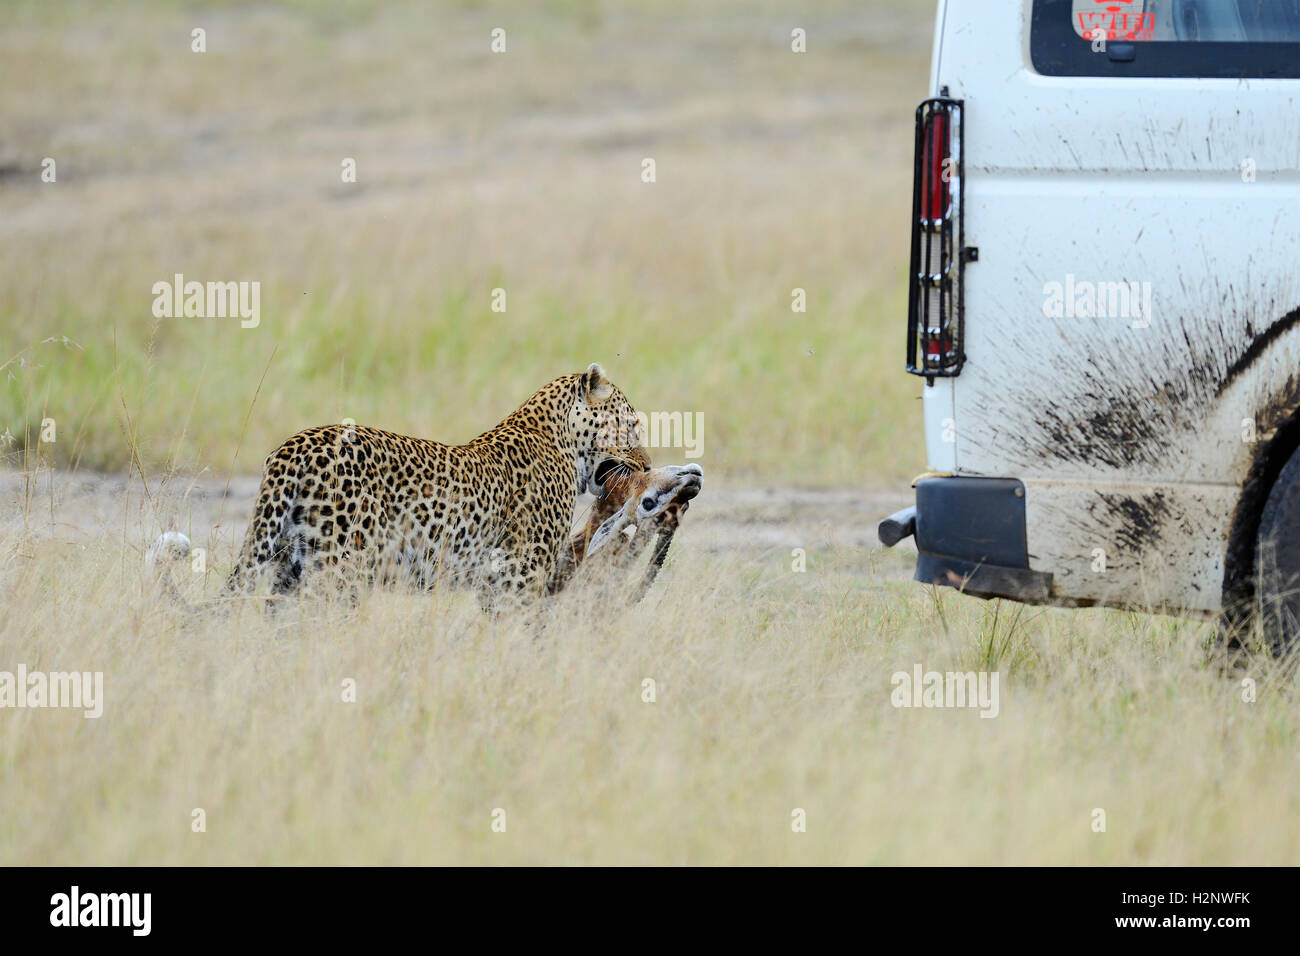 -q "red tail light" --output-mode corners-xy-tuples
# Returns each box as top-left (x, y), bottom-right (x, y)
(906, 97), (967, 378)
(923, 111), (949, 223)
